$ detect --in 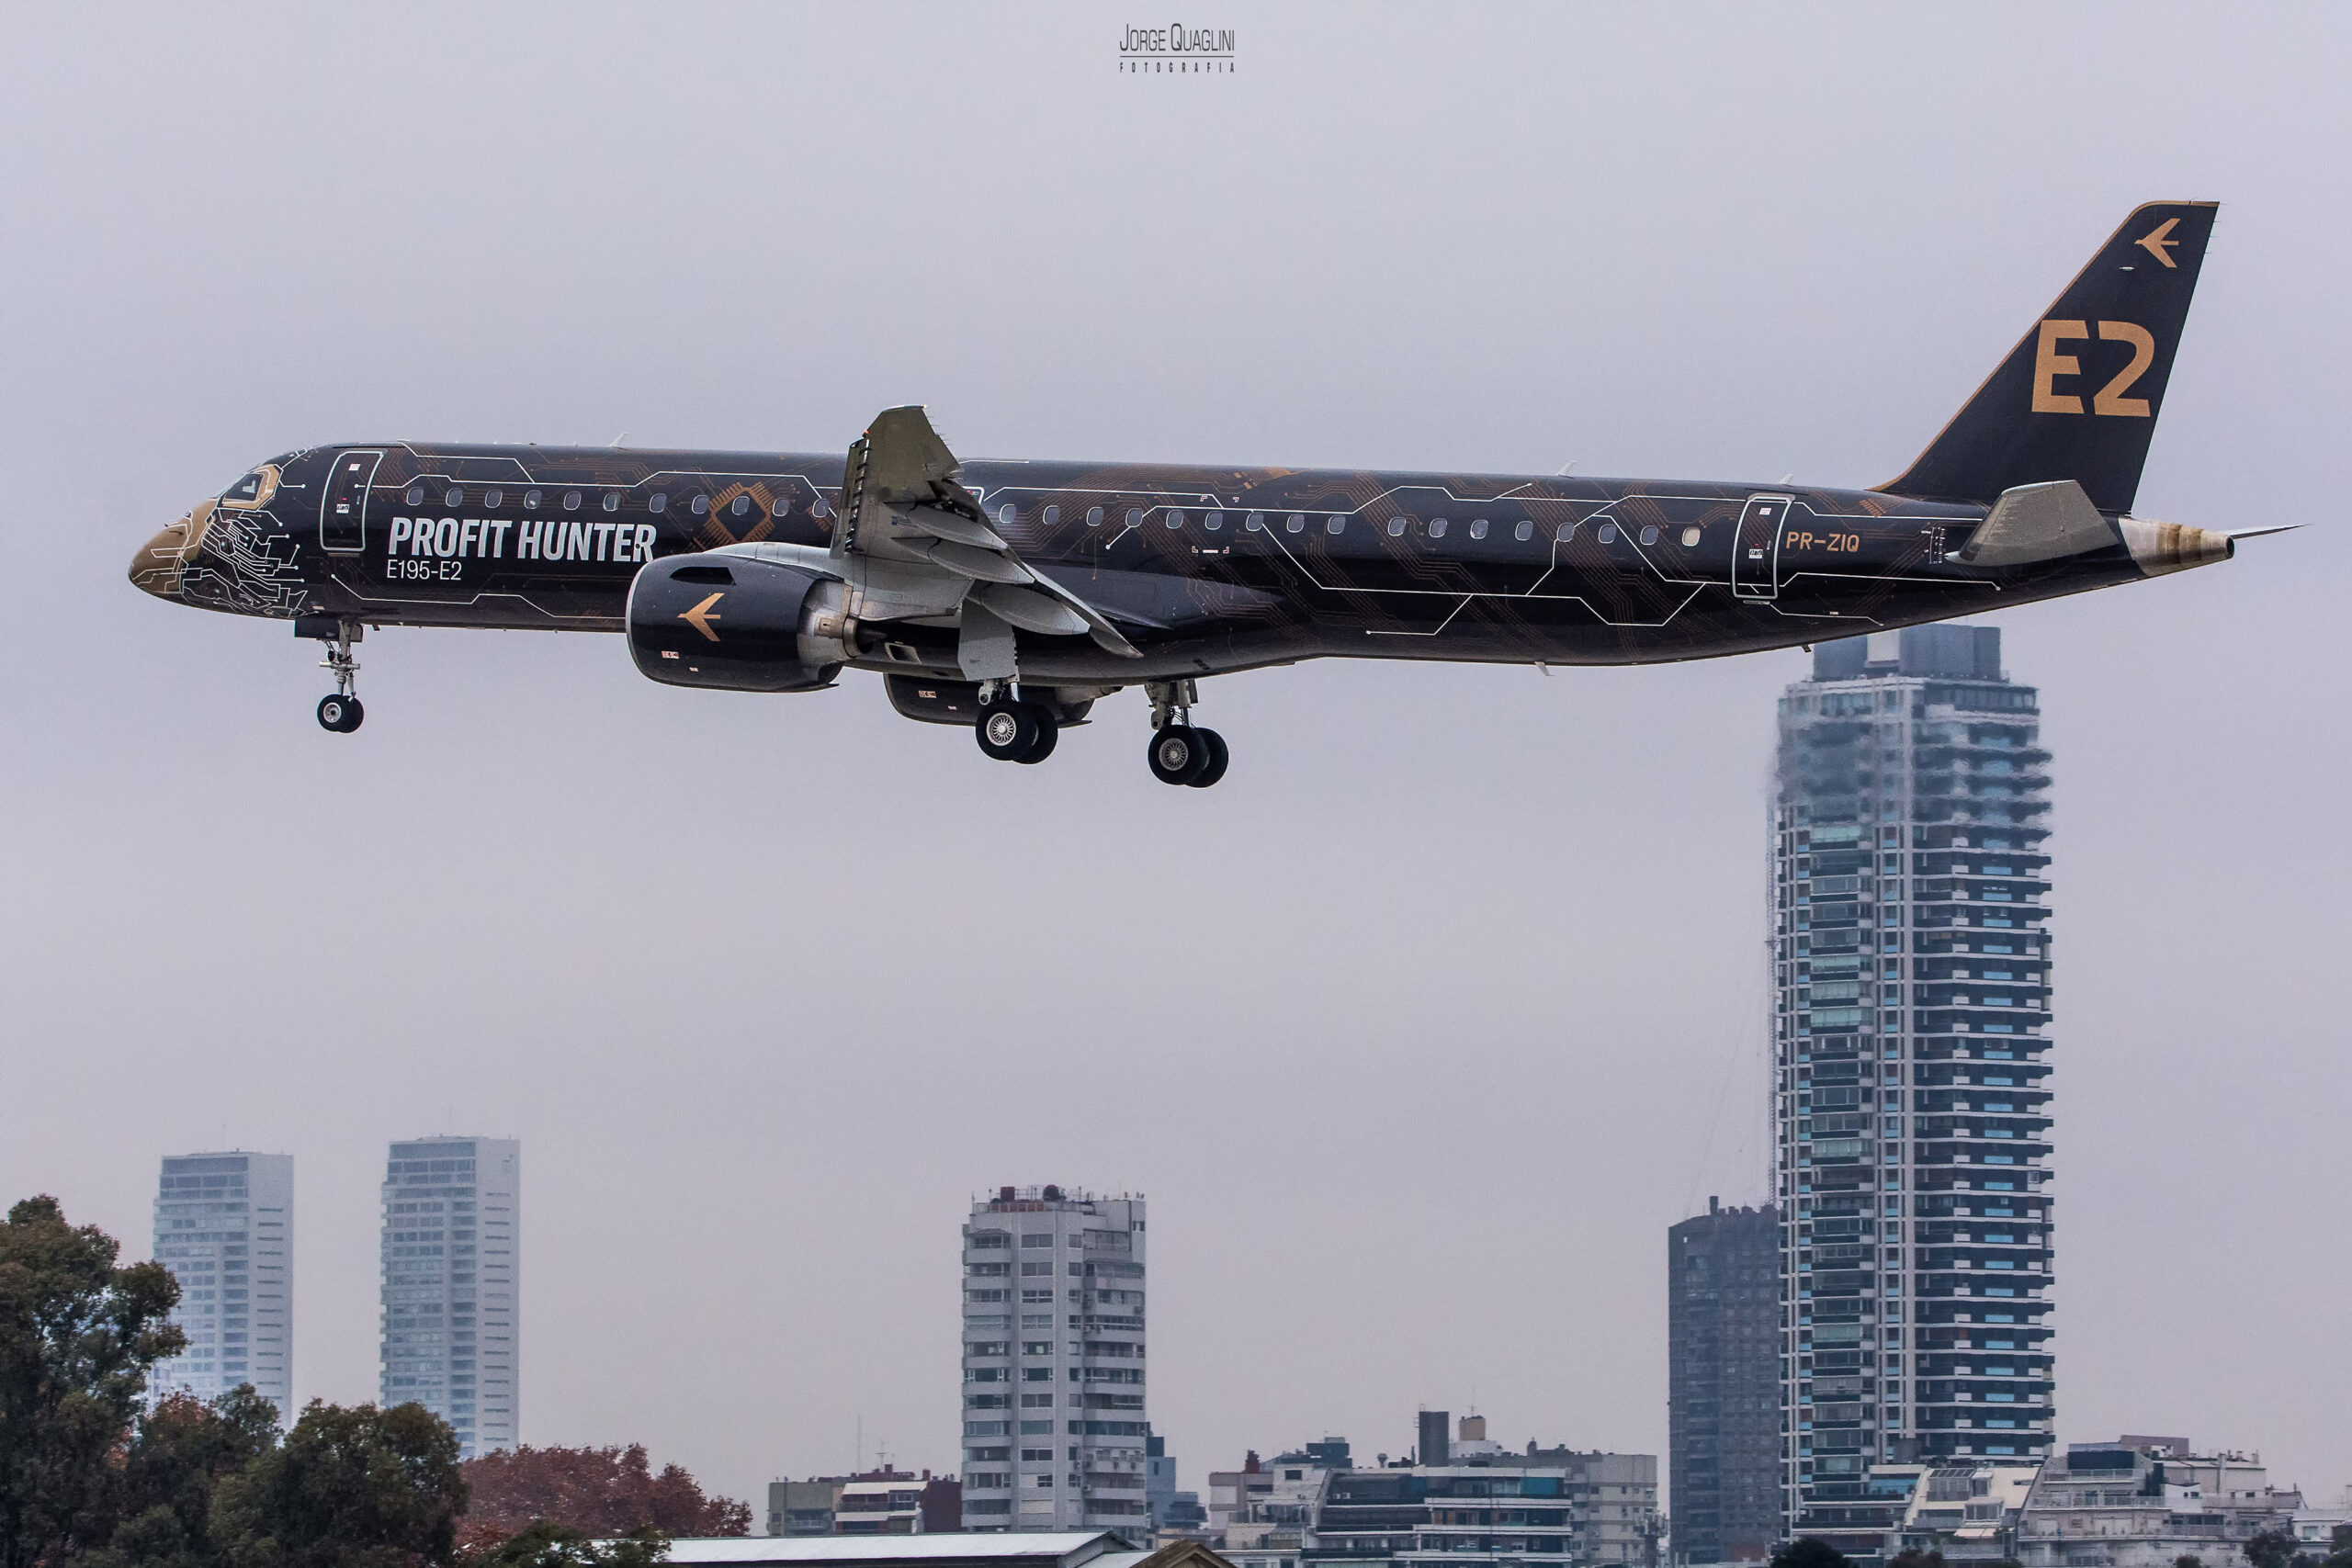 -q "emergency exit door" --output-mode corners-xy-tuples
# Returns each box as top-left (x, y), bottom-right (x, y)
(320, 450), (382, 554)
(1732, 492), (1792, 600)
